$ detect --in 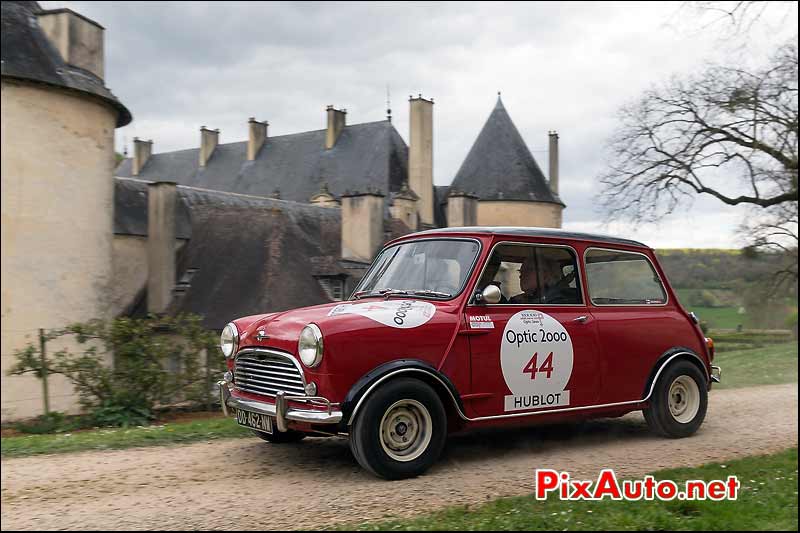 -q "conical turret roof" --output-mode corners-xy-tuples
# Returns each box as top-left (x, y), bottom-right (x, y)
(450, 97), (562, 205)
